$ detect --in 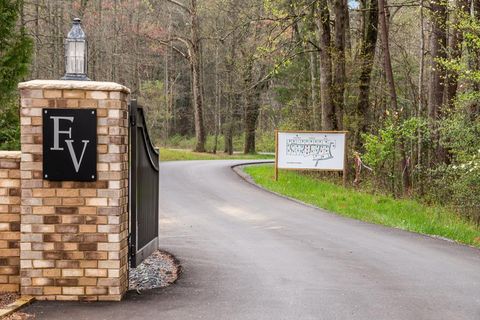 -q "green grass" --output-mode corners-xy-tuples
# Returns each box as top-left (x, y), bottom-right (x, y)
(160, 148), (274, 161)
(162, 133), (275, 153)
(244, 164), (480, 248)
